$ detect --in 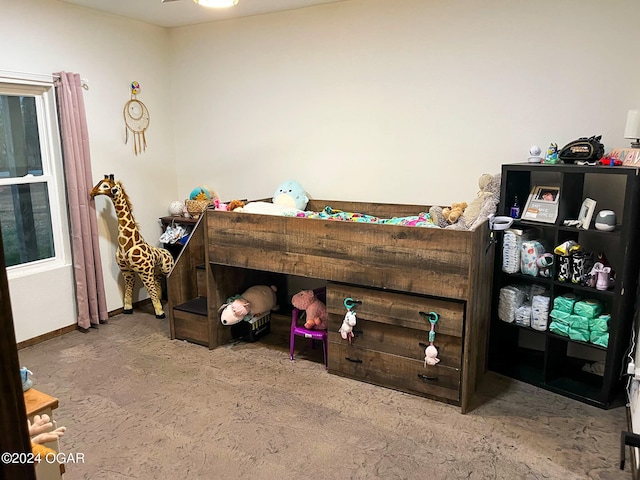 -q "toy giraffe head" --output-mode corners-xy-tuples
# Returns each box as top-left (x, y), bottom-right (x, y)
(90, 174), (130, 207)
(90, 174), (141, 247)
